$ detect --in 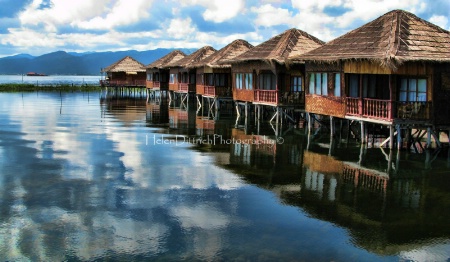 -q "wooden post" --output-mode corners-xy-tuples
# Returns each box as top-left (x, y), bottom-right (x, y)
(396, 124), (402, 150)
(431, 130), (442, 148)
(330, 116), (335, 138)
(360, 121), (365, 144)
(307, 113), (313, 132)
(245, 102), (248, 119)
(405, 128), (411, 151)
(389, 125), (394, 149)
(427, 127), (432, 148)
